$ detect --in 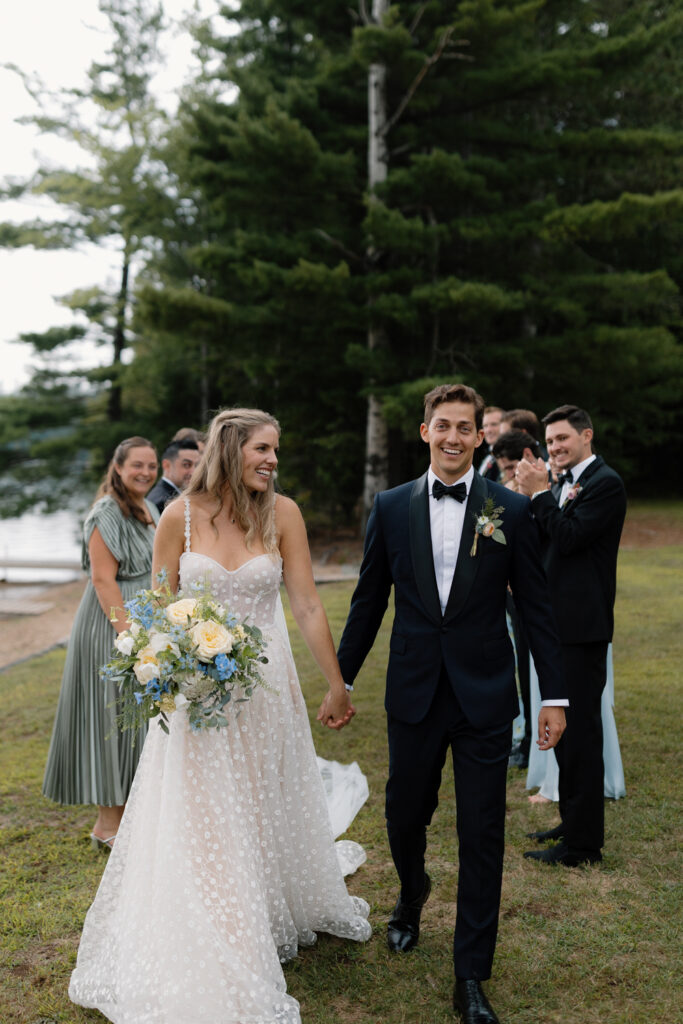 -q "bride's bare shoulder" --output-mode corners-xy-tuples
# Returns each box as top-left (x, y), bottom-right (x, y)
(274, 493), (302, 526)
